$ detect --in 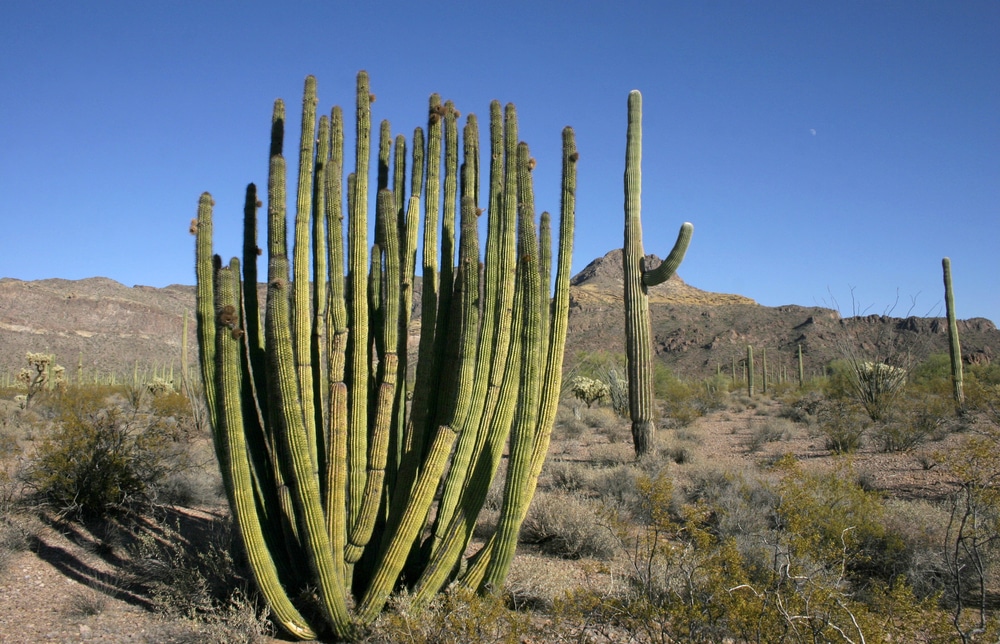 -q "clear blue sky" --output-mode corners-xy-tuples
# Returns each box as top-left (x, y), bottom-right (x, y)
(3, 1), (998, 323)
